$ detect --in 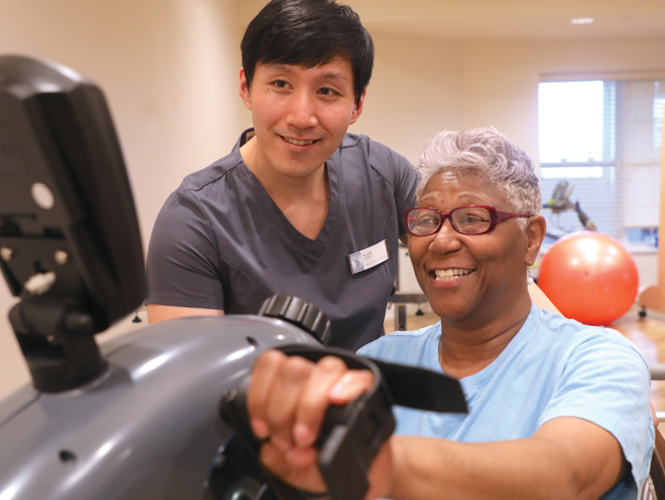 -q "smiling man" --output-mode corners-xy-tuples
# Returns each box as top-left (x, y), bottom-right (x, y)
(145, 0), (420, 350)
